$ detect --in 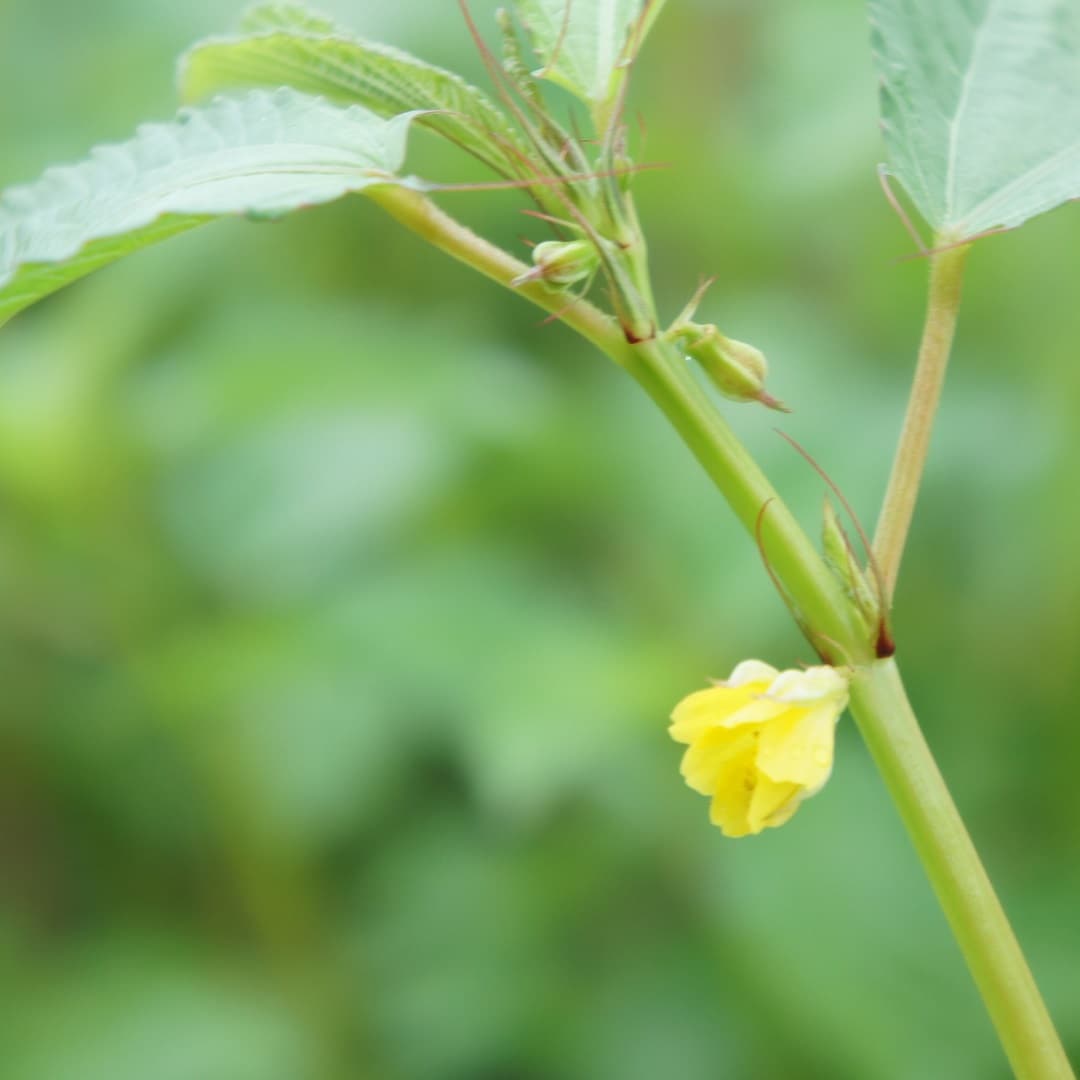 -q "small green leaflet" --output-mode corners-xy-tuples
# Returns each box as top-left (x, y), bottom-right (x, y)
(516, 0), (644, 106)
(870, 0), (1080, 240)
(0, 88), (418, 328)
(180, 3), (525, 179)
